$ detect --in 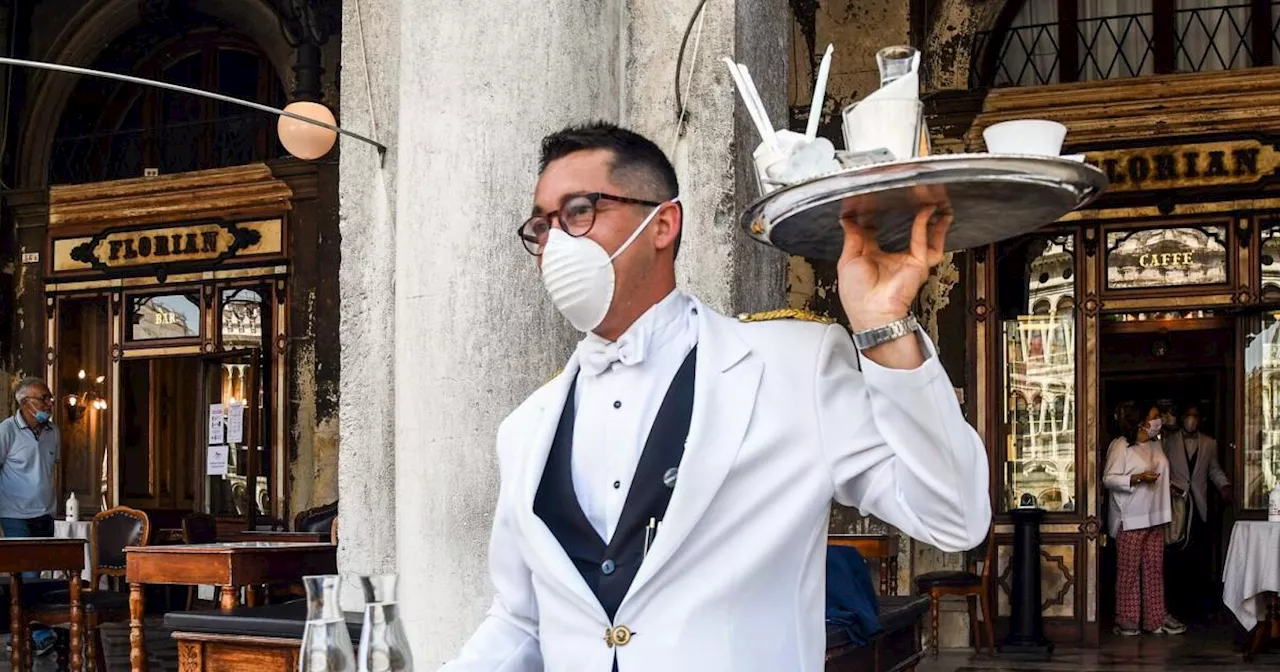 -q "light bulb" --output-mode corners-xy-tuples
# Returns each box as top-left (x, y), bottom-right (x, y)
(67, 395), (77, 407)
(78, 370), (86, 380)
(278, 101), (337, 160)
(96, 375), (105, 384)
